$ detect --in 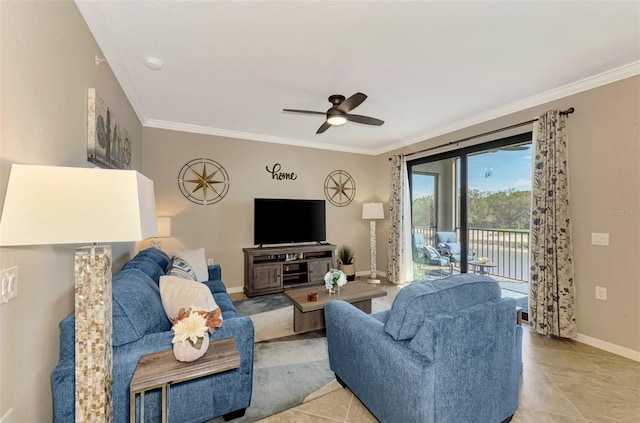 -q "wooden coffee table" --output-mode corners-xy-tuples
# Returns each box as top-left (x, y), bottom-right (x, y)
(284, 280), (387, 333)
